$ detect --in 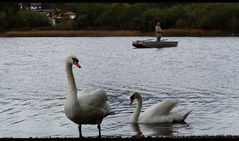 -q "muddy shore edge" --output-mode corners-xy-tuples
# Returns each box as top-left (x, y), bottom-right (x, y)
(1, 136), (239, 141)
